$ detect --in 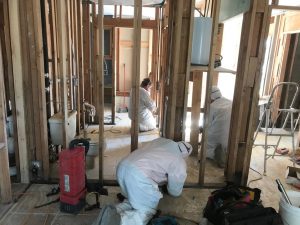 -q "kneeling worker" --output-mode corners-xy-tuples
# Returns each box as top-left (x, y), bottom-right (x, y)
(206, 86), (232, 167)
(116, 137), (192, 225)
(128, 78), (157, 132)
